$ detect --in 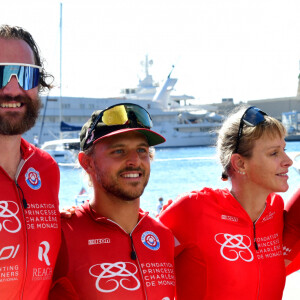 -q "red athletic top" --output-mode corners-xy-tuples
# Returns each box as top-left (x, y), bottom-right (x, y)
(50, 201), (175, 300)
(0, 138), (61, 299)
(283, 188), (300, 275)
(159, 188), (286, 300)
